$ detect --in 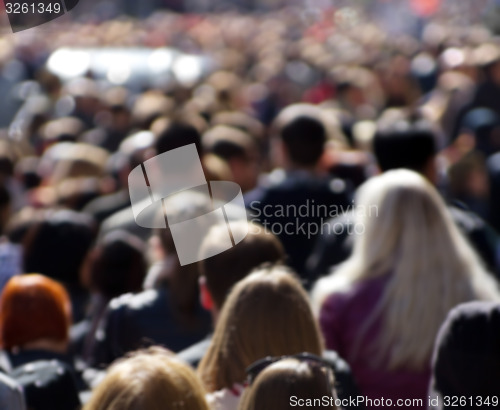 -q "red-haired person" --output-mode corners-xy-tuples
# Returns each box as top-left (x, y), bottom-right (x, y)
(0, 274), (76, 375)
